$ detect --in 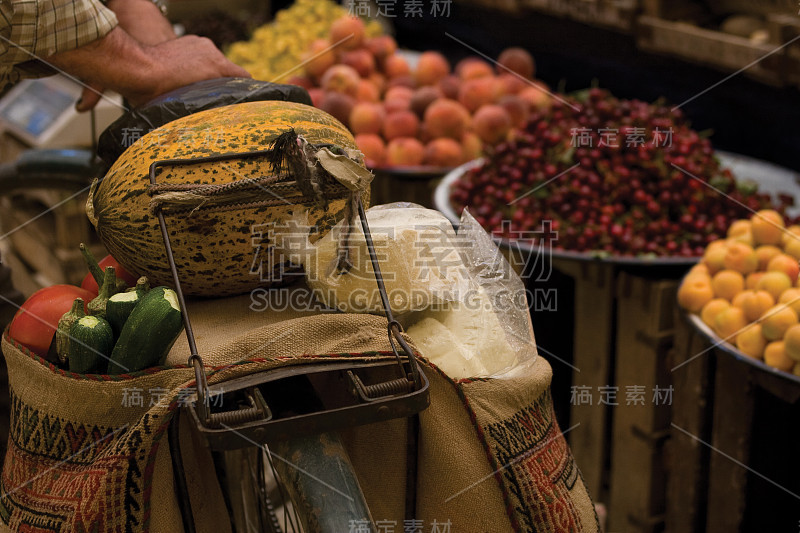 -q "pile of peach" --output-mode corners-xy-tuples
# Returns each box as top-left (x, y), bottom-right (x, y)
(286, 16), (551, 168)
(678, 209), (800, 376)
